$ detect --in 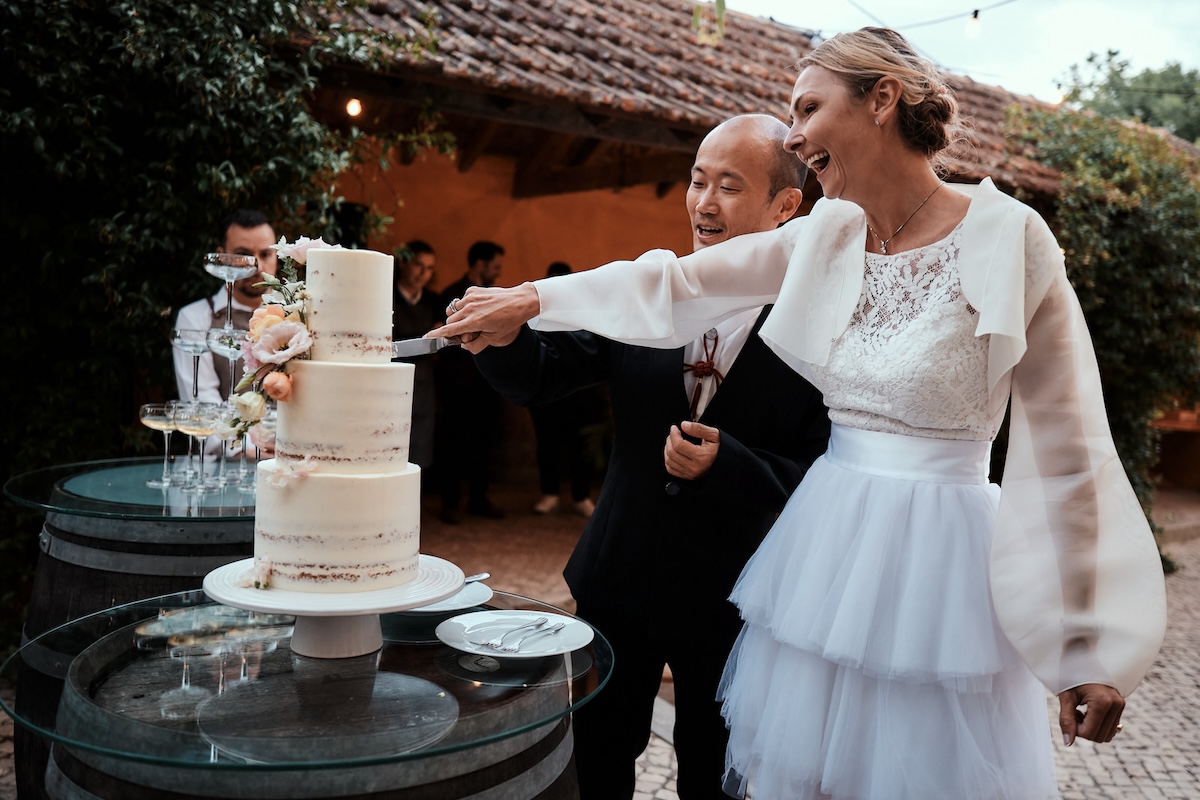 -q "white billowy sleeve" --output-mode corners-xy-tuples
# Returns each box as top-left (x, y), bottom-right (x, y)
(990, 265), (1167, 697)
(530, 221), (801, 347)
